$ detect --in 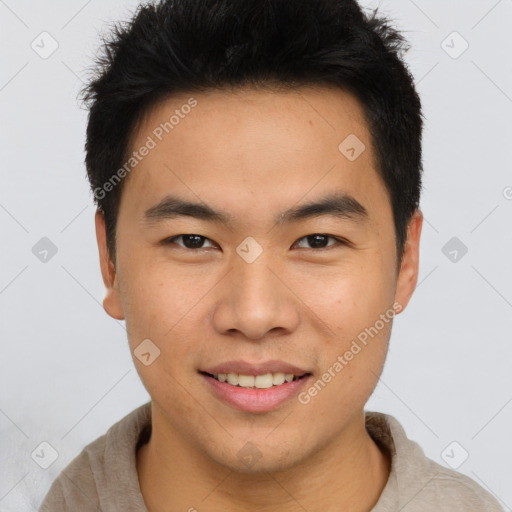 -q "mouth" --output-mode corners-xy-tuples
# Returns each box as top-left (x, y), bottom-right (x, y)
(200, 371), (310, 389)
(199, 362), (312, 412)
